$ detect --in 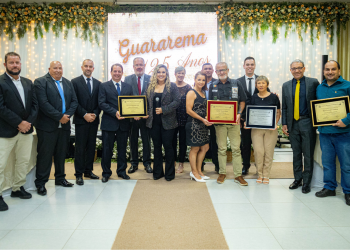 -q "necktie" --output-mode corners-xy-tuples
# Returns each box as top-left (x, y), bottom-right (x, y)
(116, 82), (121, 96)
(87, 78), (92, 94)
(294, 80), (300, 120)
(248, 78), (253, 95)
(137, 76), (141, 95)
(56, 80), (66, 113)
